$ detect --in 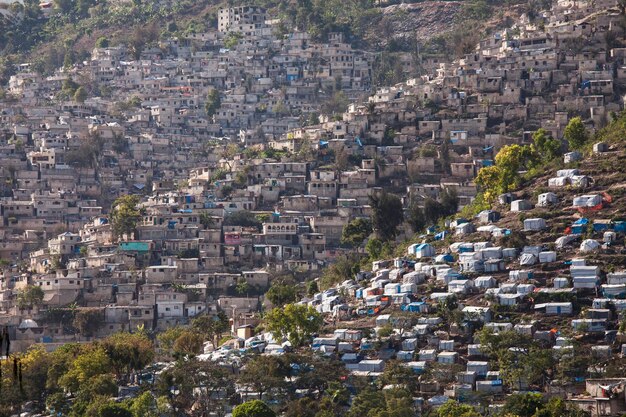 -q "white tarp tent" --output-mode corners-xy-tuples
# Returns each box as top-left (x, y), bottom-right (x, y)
(537, 192), (558, 207)
(580, 239), (600, 253)
(511, 199), (532, 212)
(524, 218), (546, 231)
(557, 169), (579, 177)
(519, 253), (537, 266)
(548, 177), (569, 188)
(573, 194), (602, 207)
(539, 251), (557, 263)
(556, 235), (578, 249)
